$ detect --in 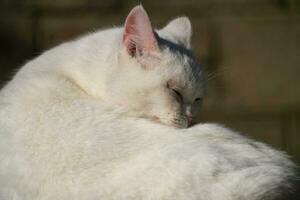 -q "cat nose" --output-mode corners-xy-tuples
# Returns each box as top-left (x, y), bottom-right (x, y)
(185, 106), (193, 126)
(186, 114), (193, 126)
